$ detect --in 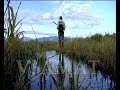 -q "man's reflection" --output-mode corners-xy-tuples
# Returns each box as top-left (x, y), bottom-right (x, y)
(57, 52), (65, 89)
